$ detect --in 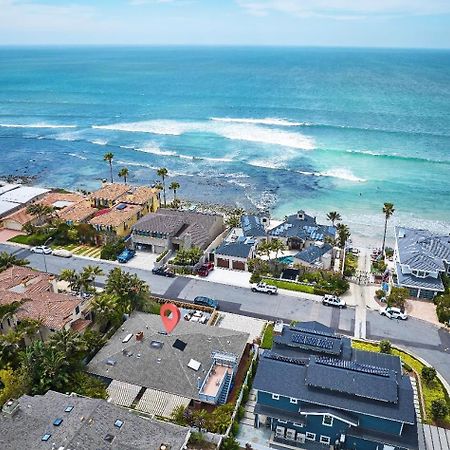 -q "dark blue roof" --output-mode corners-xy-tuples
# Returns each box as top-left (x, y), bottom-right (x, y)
(269, 211), (336, 242)
(295, 243), (333, 264)
(395, 263), (444, 291)
(241, 215), (266, 237)
(253, 322), (415, 424)
(215, 237), (255, 258)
